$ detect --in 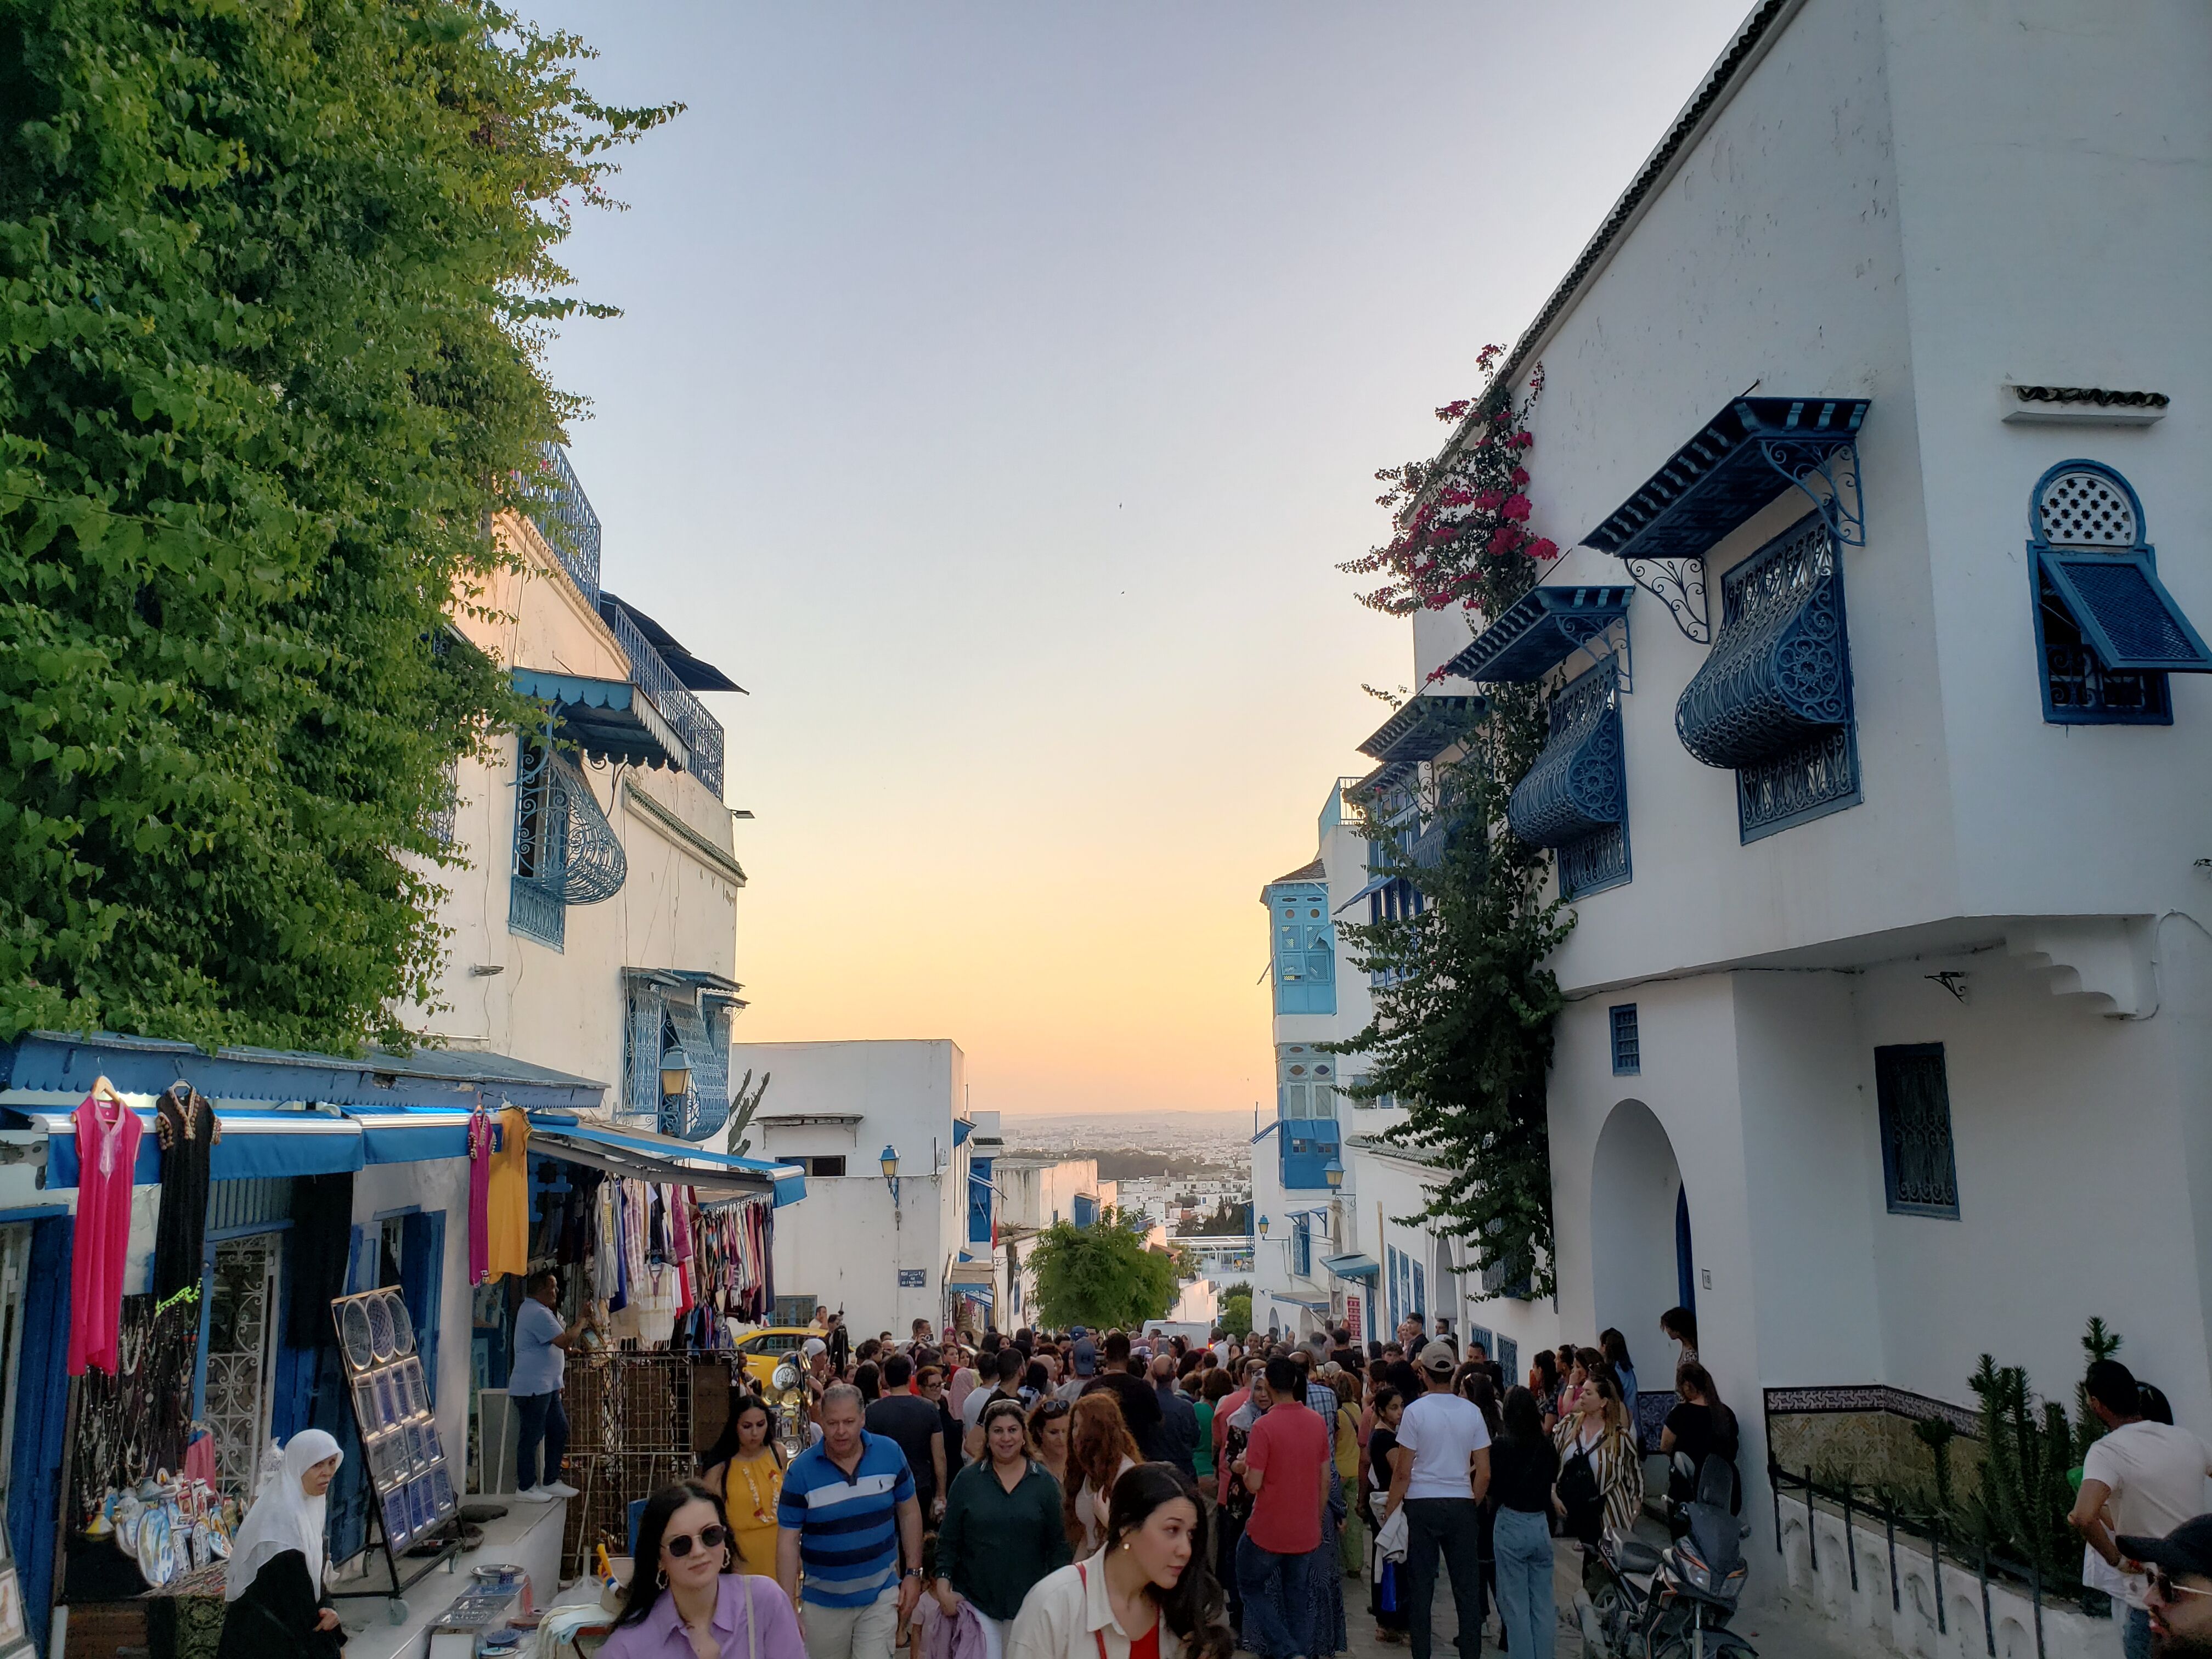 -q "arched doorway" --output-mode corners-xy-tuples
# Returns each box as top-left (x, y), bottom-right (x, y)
(1590, 1100), (1689, 1362)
